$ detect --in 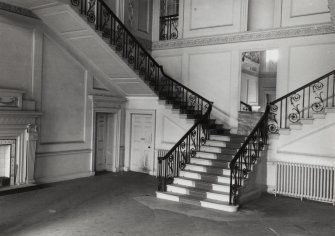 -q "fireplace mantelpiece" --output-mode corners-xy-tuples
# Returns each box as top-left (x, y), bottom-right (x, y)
(0, 110), (41, 187)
